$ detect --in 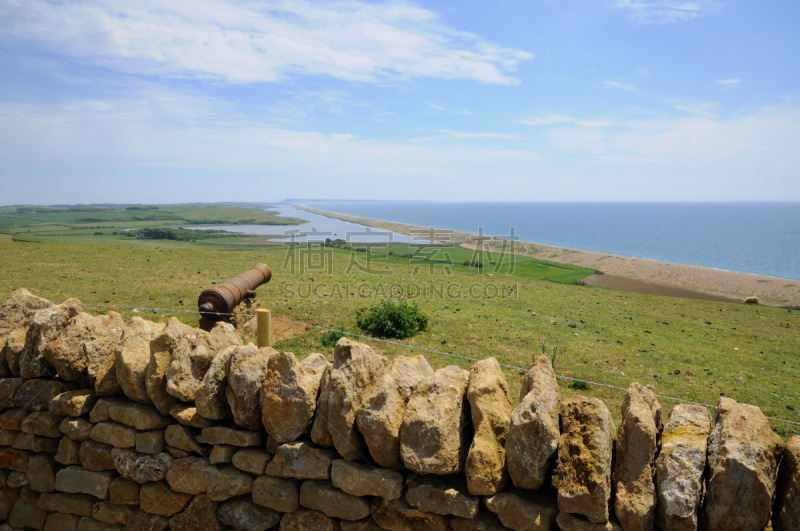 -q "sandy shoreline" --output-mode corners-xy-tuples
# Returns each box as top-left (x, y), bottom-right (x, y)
(296, 205), (800, 306)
